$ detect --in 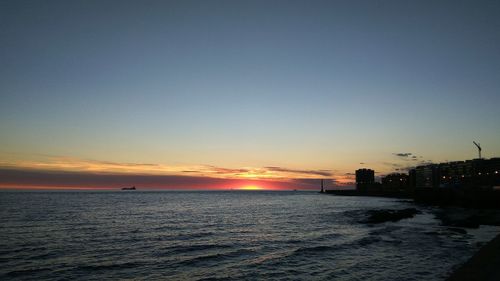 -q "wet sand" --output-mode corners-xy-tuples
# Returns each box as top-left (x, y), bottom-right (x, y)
(446, 234), (500, 281)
